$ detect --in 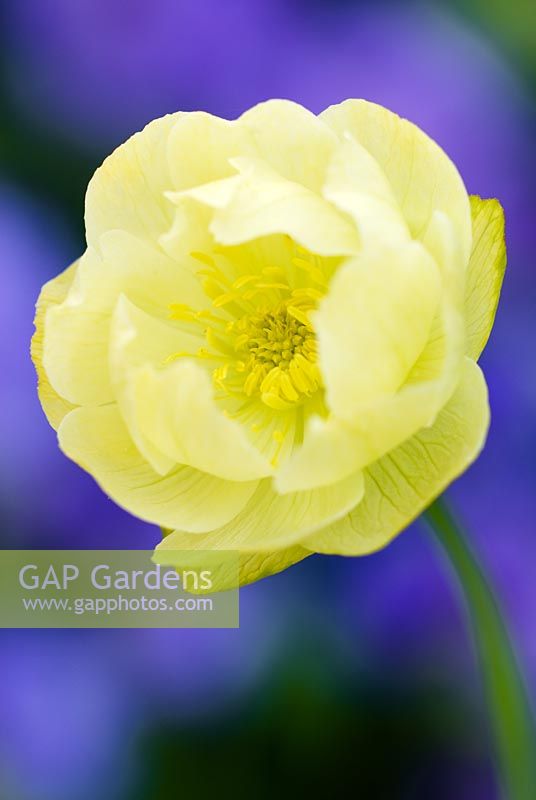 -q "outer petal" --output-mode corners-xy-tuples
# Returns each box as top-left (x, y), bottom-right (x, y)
(315, 240), (441, 418)
(31, 261), (78, 429)
(43, 232), (206, 408)
(43, 300), (112, 406)
(154, 533), (310, 590)
(304, 357), (489, 555)
(320, 99), (472, 270)
(58, 405), (258, 533)
(109, 295), (273, 481)
(167, 157), (360, 257)
(157, 471), (365, 552)
(238, 99), (338, 191)
(85, 113), (180, 250)
(465, 196), (506, 361)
